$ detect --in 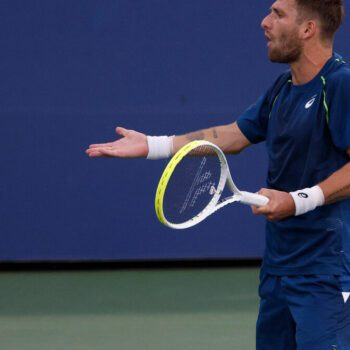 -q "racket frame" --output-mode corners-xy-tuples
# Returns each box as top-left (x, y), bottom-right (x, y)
(155, 140), (268, 229)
